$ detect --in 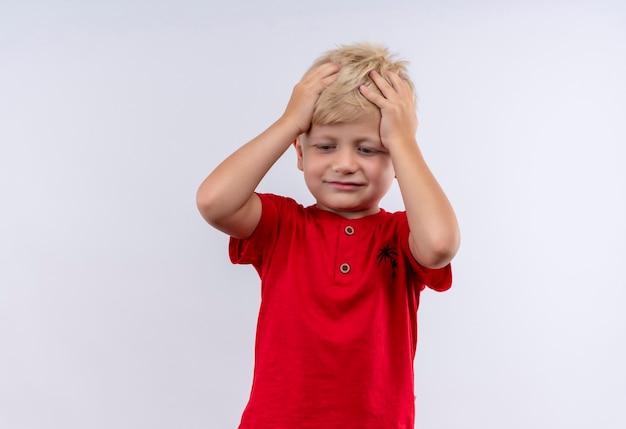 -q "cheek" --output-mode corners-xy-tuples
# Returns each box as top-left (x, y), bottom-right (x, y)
(369, 159), (394, 181)
(302, 154), (326, 172)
